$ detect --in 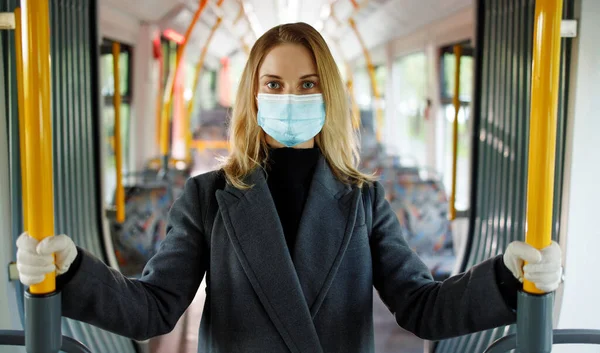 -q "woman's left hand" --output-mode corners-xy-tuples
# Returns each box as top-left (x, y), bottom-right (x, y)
(503, 241), (563, 292)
